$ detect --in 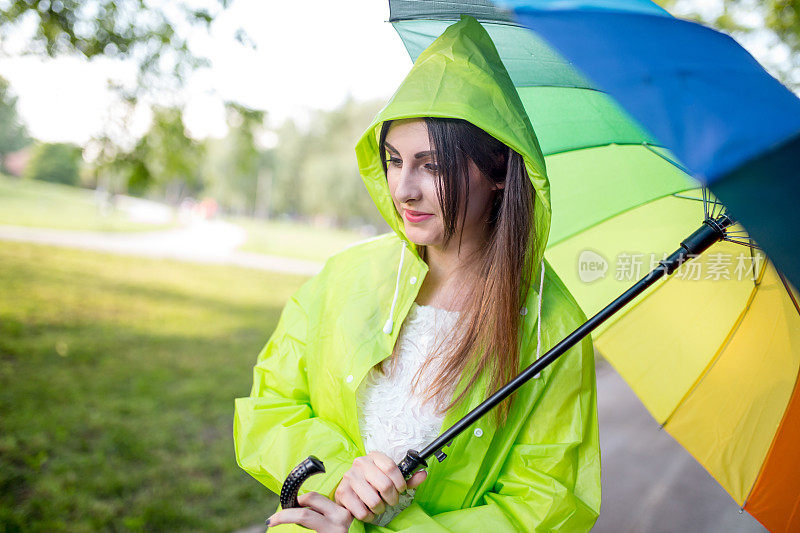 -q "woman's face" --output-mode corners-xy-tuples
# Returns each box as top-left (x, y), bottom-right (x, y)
(383, 118), (500, 251)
